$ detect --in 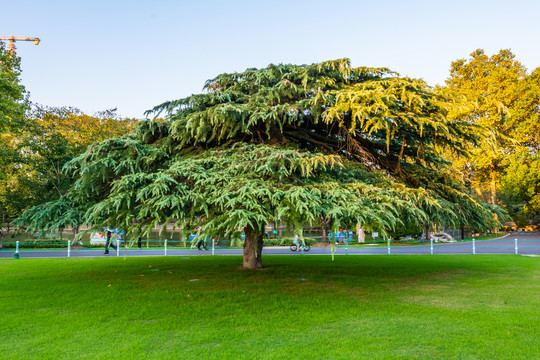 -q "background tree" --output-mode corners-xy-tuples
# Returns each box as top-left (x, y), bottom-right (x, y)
(445, 49), (527, 204)
(17, 59), (504, 268)
(19, 106), (139, 200)
(11, 107), (139, 237)
(0, 42), (28, 138)
(445, 49), (540, 225)
(0, 42), (30, 246)
(499, 67), (540, 224)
